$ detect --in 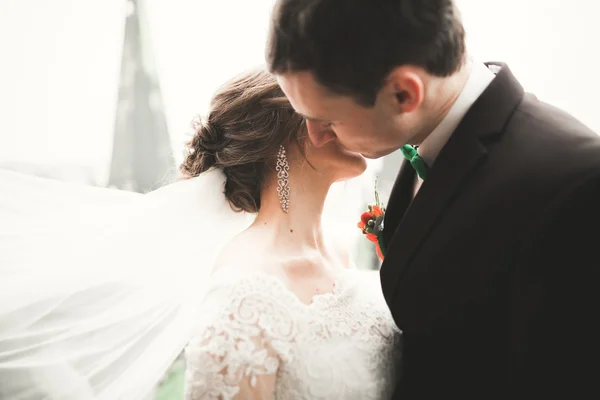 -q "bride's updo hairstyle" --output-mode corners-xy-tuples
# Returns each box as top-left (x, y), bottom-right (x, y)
(180, 69), (306, 213)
